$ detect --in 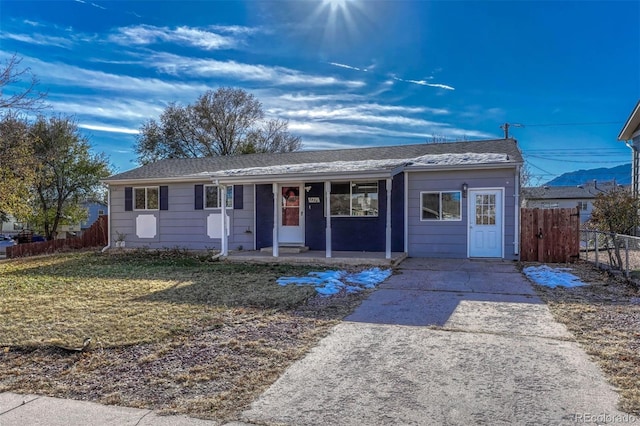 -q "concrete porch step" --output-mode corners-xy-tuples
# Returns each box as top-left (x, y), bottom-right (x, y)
(260, 246), (310, 254)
